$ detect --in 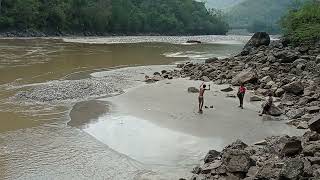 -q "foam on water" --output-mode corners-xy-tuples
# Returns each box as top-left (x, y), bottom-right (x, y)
(63, 35), (251, 45)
